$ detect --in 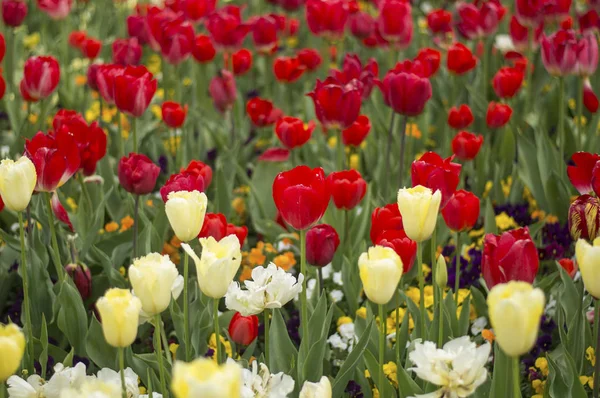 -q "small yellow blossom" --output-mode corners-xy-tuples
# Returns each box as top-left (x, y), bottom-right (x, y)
(74, 75), (87, 86)
(151, 104), (162, 120)
(248, 243), (267, 266)
(208, 333), (232, 360)
(164, 136), (181, 156)
(532, 379), (545, 394)
(120, 216), (134, 232)
(383, 362), (398, 387)
(105, 221), (119, 233)
(501, 176), (512, 198)
(483, 181), (493, 198)
(28, 113), (38, 124)
(66, 197), (78, 211)
(147, 54), (162, 75)
(575, 115), (588, 127)
(169, 343), (179, 360)
(234, 185), (250, 195)
(146, 199), (154, 207)
(286, 37), (298, 48)
(232, 197), (246, 216)
(372, 388), (380, 398)
(23, 33), (41, 50)
(406, 123), (422, 139)
(183, 78), (192, 87)
(535, 357), (549, 377)
(495, 212), (517, 230)
(356, 307), (367, 319)
(468, 228), (485, 238)
(349, 154), (360, 170)
(568, 98), (576, 110)
(546, 214), (559, 224)
(328, 136), (337, 149)
(337, 316), (352, 329)
(273, 252), (296, 271)
(122, 130), (130, 140)
(119, 266), (127, 277)
(587, 346), (596, 366)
